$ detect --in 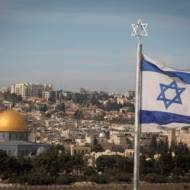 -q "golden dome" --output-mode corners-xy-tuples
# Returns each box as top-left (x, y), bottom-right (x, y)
(0, 110), (27, 132)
